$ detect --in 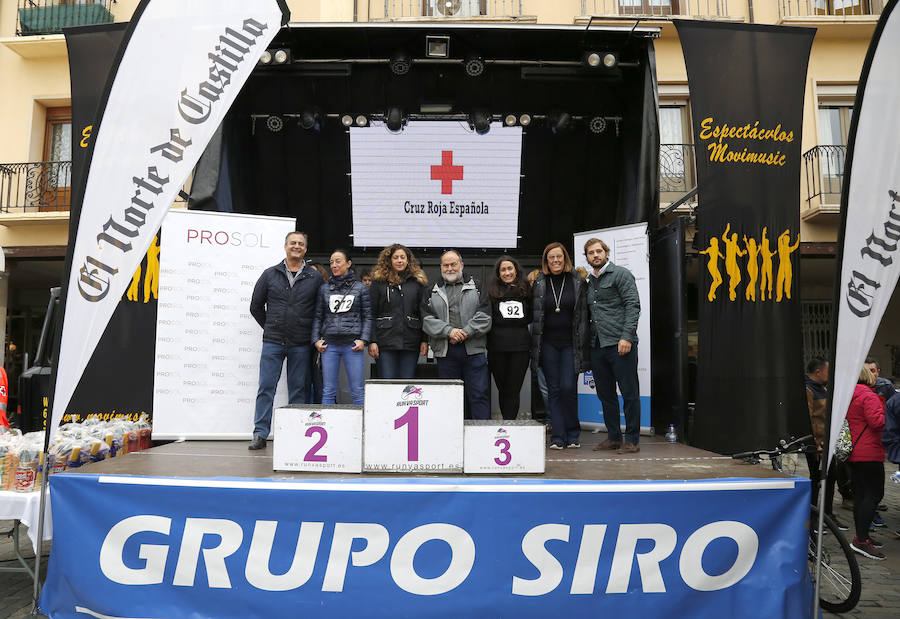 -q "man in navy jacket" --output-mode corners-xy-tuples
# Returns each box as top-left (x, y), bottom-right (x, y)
(248, 231), (323, 450)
